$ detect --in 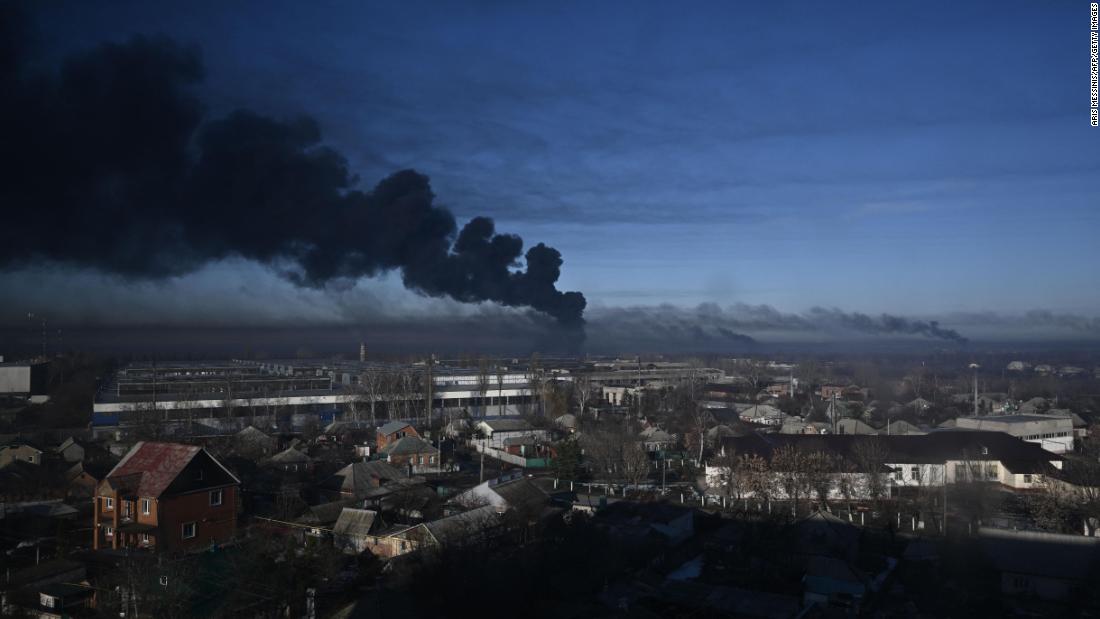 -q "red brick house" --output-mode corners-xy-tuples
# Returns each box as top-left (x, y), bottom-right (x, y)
(376, 421), (420, 451)
(93, 442), (240, 553)
(379, 436), (440, 472)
